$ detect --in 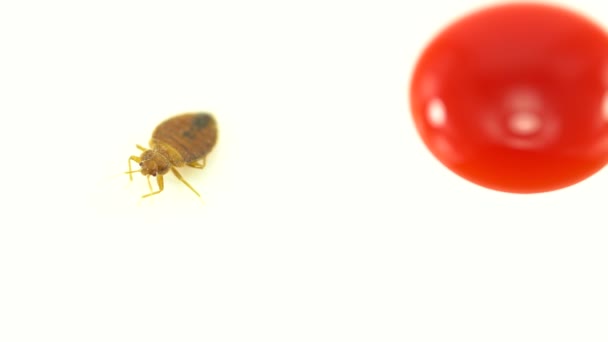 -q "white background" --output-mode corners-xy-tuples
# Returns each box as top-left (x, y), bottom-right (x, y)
(1, 0), (607, 341)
